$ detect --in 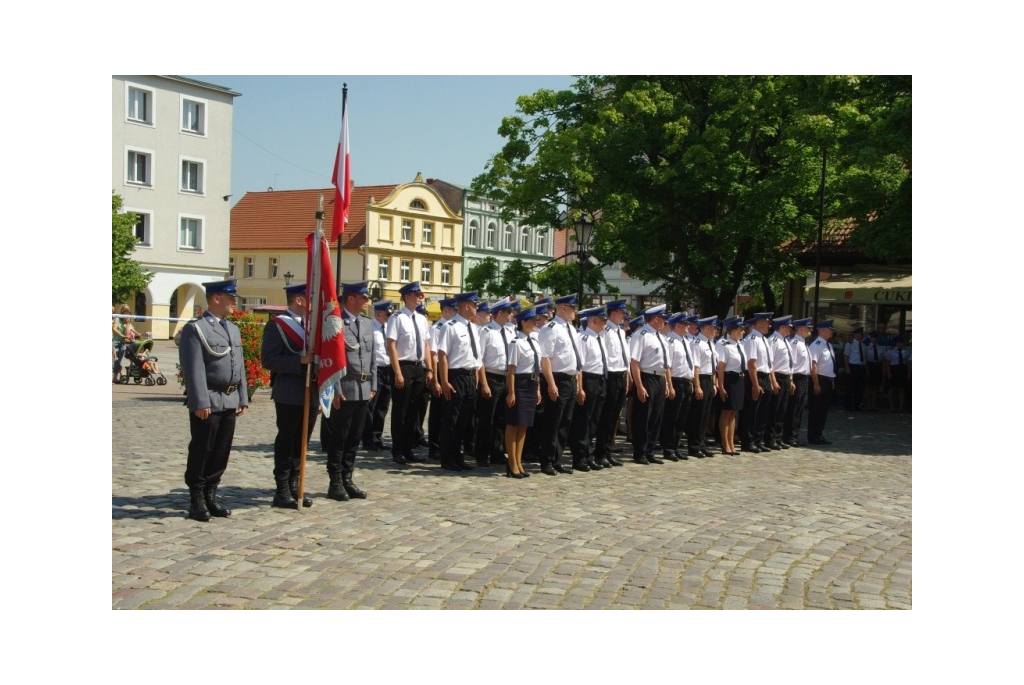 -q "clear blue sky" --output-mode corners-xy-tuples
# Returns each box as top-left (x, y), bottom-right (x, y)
(187, 76), (576, 206)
